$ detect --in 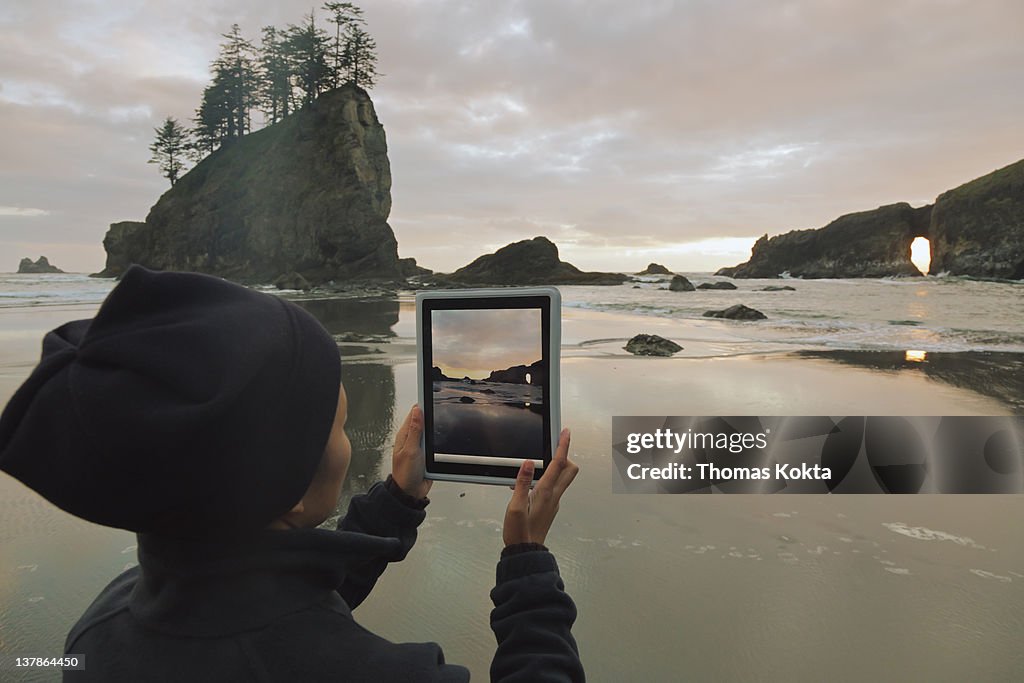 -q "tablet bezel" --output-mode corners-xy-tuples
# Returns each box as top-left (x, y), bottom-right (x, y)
(416, 287), (561, 486)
